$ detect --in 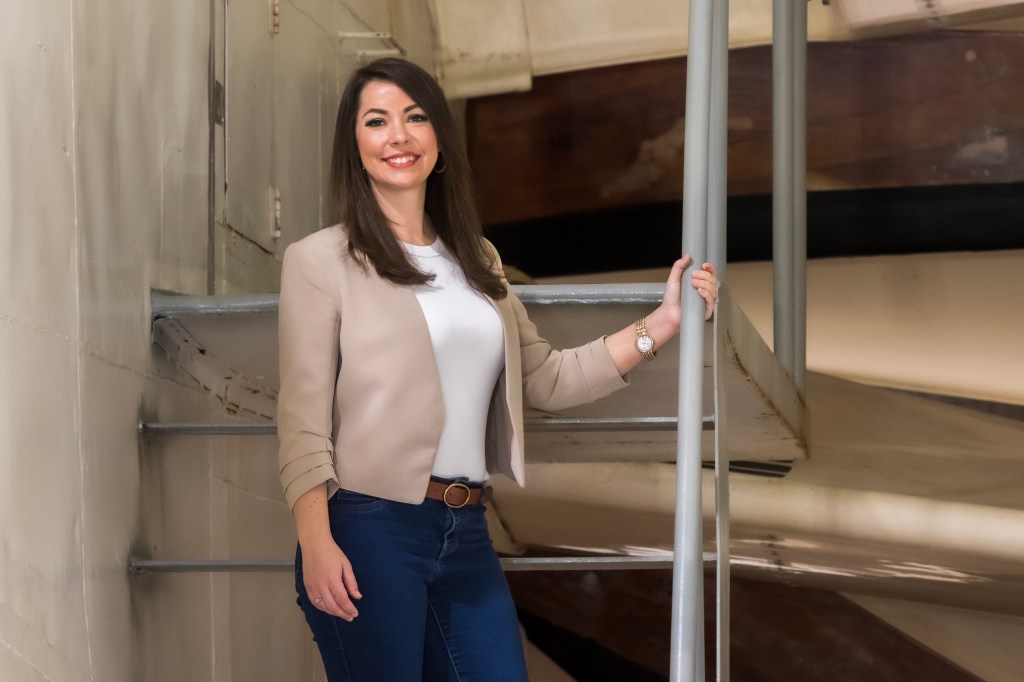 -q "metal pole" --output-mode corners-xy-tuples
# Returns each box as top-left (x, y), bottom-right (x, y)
(673, 0), (715, 677)
(792, 0), (808, 393)
(707, 0), (730, 286)
(773, 0), (795, 375)
(206, 0), (217, 295)
(129, 554), (718, 574)
(710, 3), (731, 679)
(713, 308), (731, 682)
(139, 416), (718, 437)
